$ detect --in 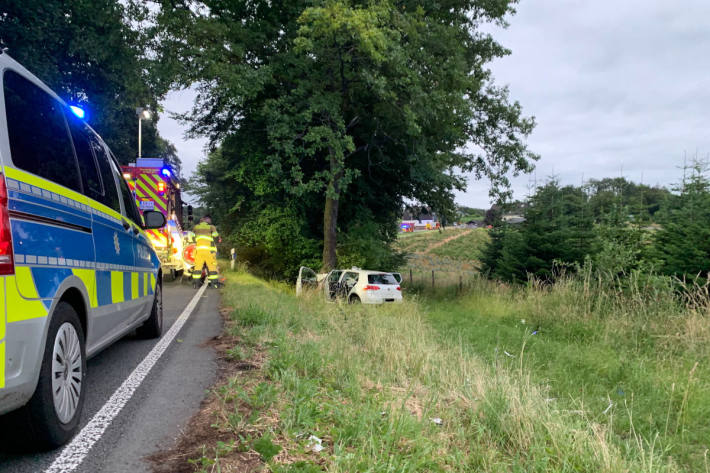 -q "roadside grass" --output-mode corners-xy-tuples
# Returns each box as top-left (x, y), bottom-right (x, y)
(415, 275), (710, 472)
(193, 270), (692, 472)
